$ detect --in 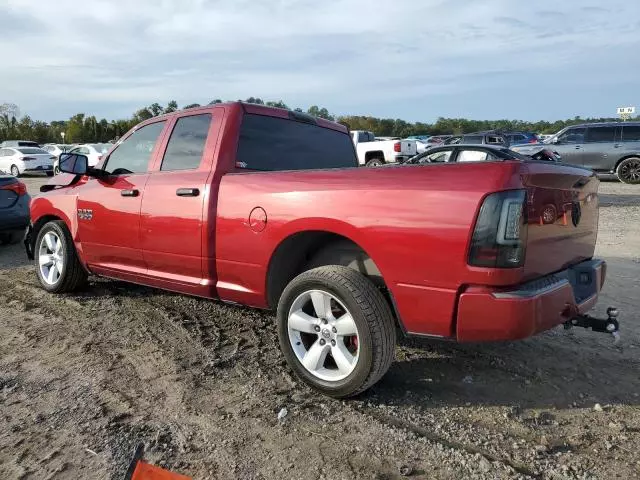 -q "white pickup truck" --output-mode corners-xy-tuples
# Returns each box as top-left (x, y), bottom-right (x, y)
(350, 130), (417, 166)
